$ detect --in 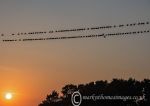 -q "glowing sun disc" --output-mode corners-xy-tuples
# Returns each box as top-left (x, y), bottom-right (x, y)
(5, 93), (13, 100)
